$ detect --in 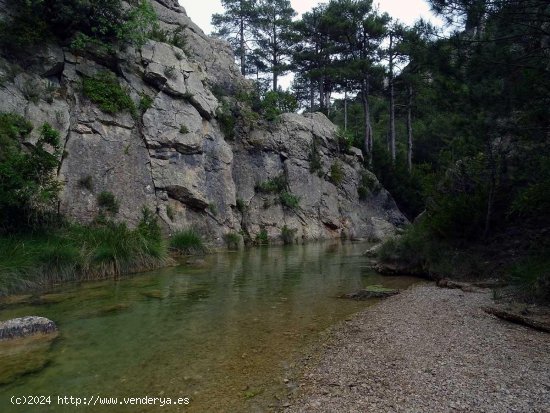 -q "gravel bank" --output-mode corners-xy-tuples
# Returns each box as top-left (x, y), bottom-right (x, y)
(288, 284), (550, 413)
